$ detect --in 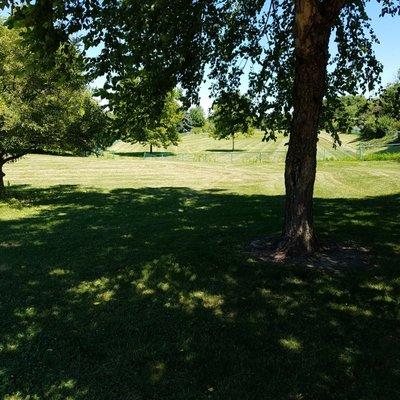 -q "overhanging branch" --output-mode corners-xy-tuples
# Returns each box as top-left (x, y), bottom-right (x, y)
(2, 152), (28, 163)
